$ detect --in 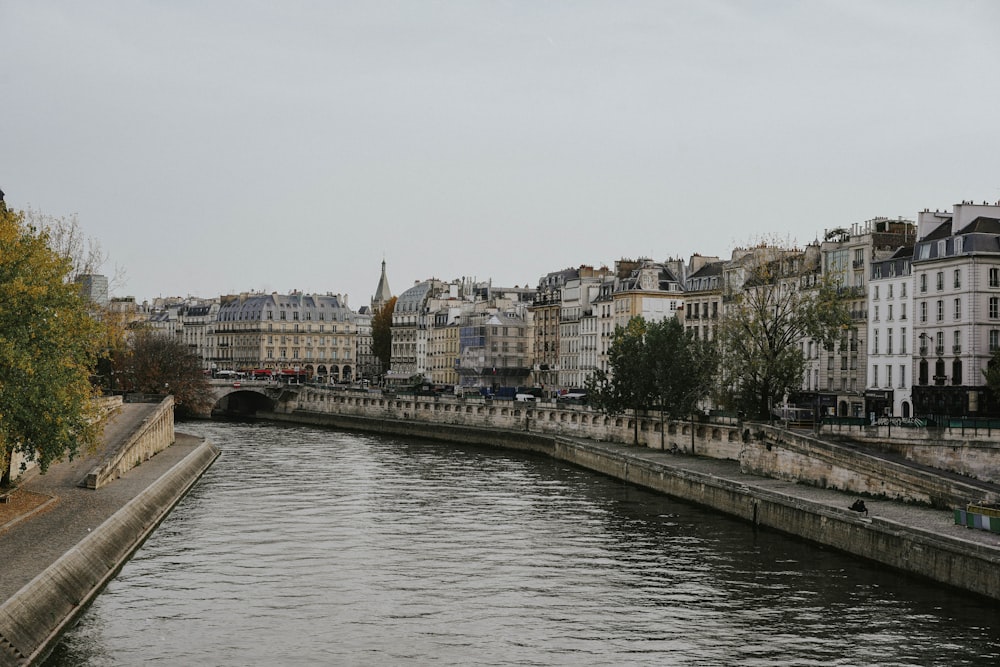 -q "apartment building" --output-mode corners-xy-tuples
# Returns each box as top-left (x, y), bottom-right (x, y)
(911, 201), (1000, 417)
(212, 291), (356, 382)
(866, 247), (914, 418)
